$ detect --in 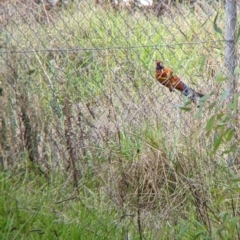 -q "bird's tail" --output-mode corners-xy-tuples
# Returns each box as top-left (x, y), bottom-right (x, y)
(182, 83), (204, 106)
